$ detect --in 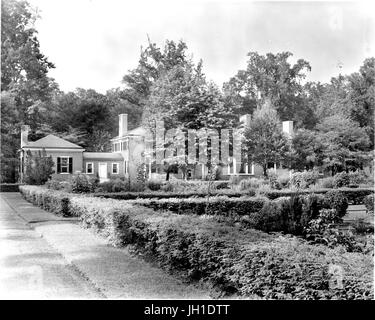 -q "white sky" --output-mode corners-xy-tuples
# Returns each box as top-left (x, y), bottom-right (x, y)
(29, 0), (375, 93)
